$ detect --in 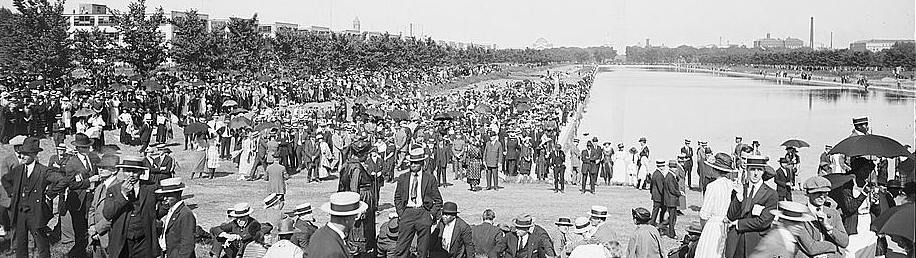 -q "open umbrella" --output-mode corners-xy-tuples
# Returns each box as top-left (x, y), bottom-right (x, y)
(880, 204), (915, 244)
(365, 108), (385, 118)
(184, 122), (208, 135)
(73, 109), (96, 117)
(433, 112), (453, 121)
(389, 110), (409, 121)
(828, 134), (910, 158)
(253, 122), (278, 132)
(142, 80), (163, 91)
(354, 95), (372, 105)
(781, 139), (810, 148)
(222, 100), (238, 107)
(229, 116), (253, 129)
(473, 103), (492, 114)
(230, 107), (248, 115)
(257, 75), (273, 82)
(516, 102), (533, 112)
